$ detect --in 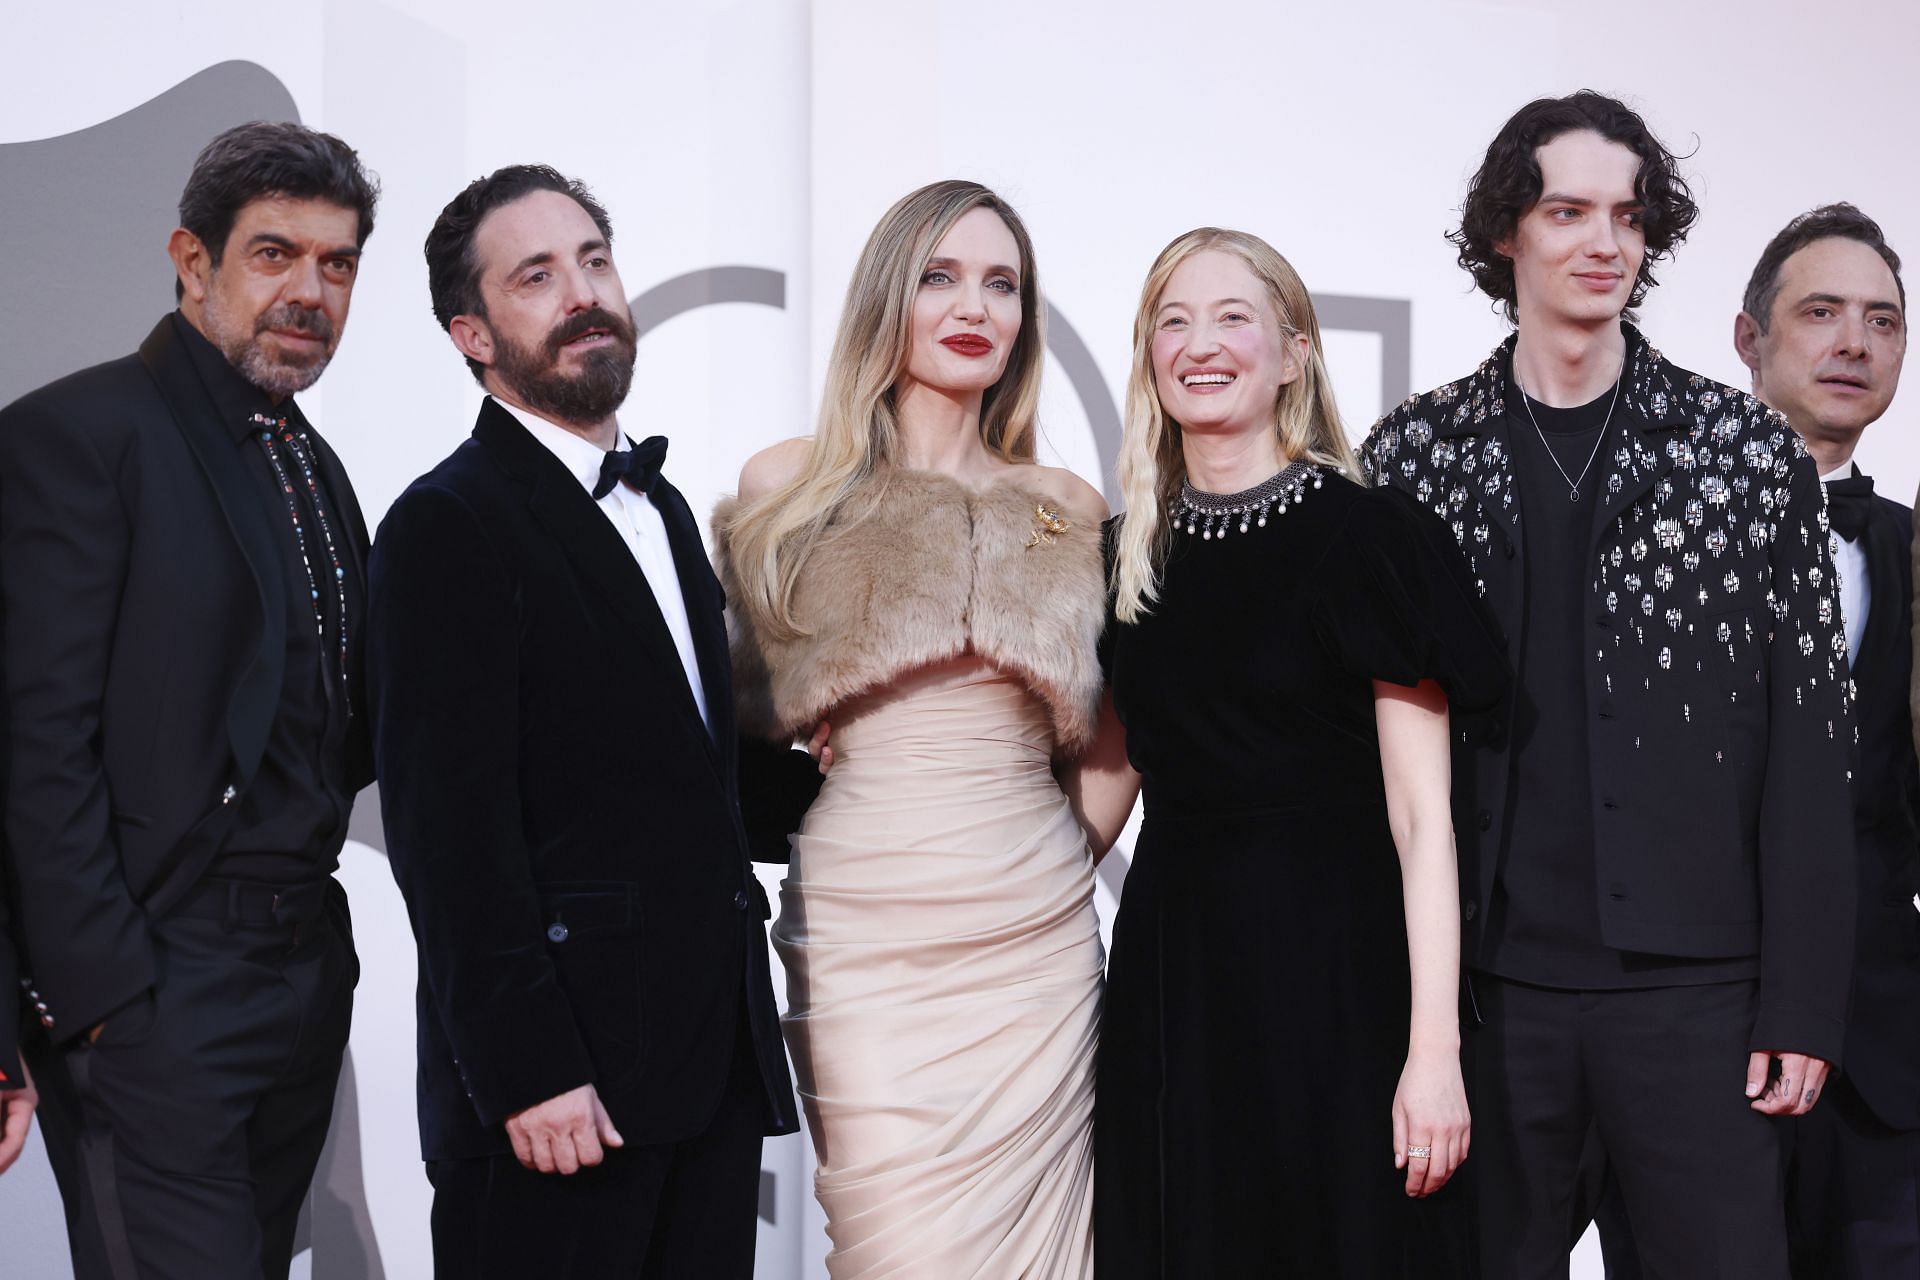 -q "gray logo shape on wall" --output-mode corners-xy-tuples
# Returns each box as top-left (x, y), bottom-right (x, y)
(0, 60), (298, 408)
